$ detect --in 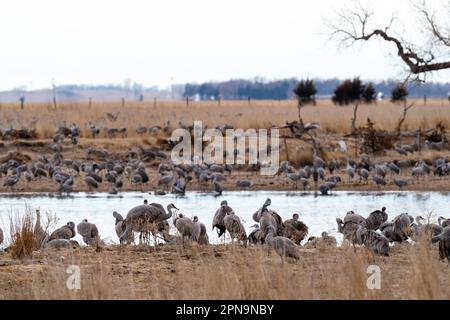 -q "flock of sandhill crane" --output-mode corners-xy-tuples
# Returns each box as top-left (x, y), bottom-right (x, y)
(0, 115), (449, 194)
(1, 198), (449, 263)
(1, 144), (450, 196)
